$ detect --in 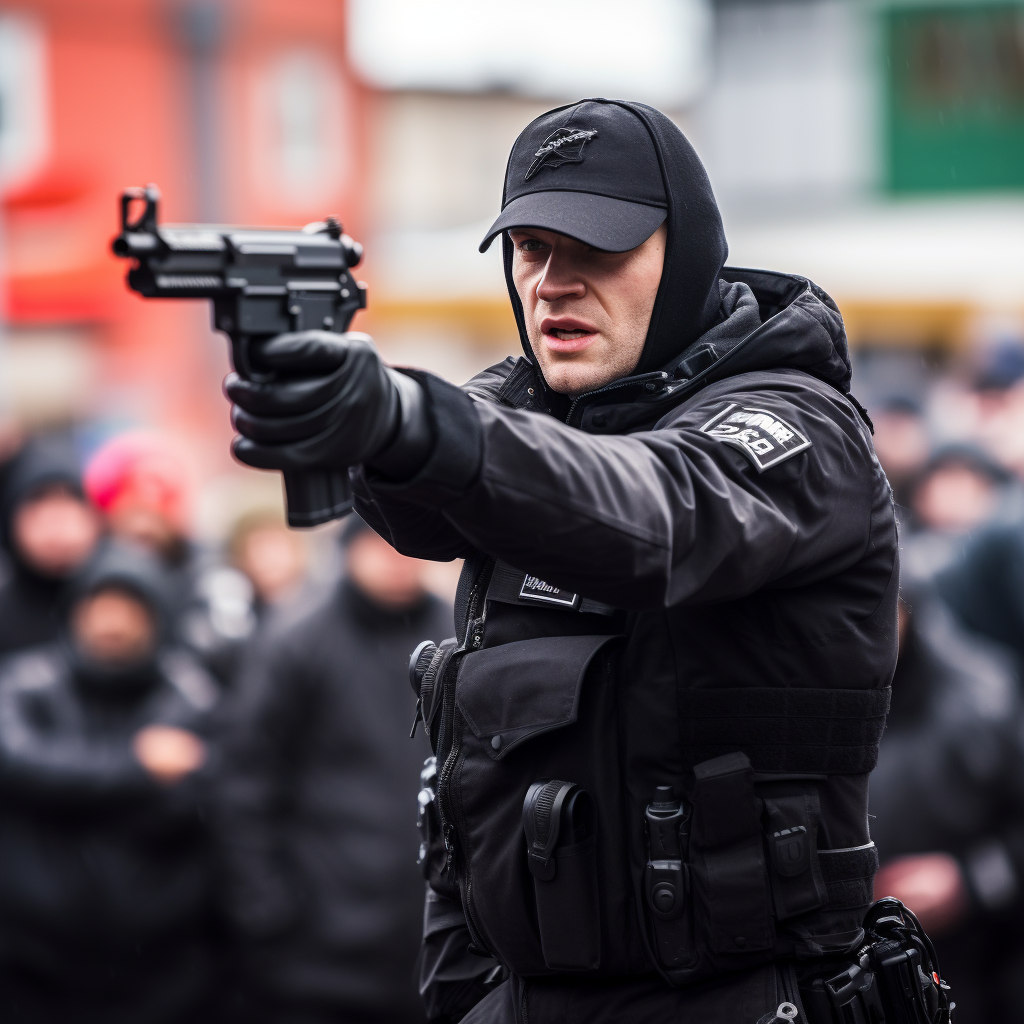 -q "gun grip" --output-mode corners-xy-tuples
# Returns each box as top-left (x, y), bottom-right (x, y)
(282, 469), (354, 528)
